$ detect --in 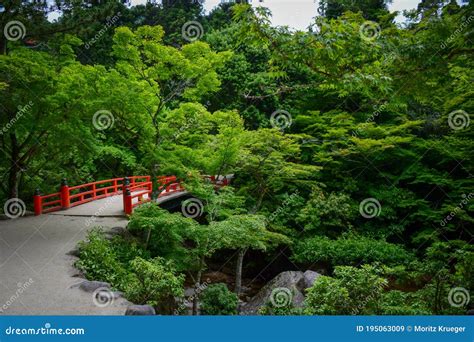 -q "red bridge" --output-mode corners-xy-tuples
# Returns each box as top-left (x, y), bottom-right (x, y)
(33, 175), (231, 216)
